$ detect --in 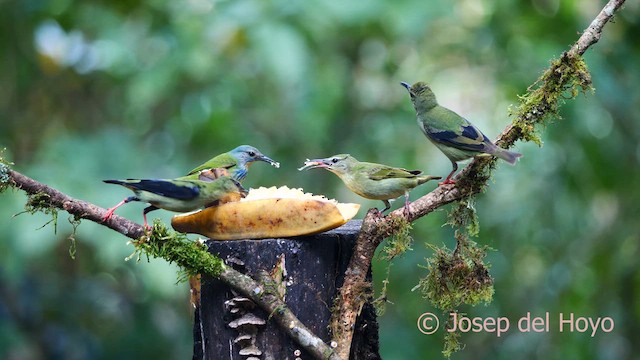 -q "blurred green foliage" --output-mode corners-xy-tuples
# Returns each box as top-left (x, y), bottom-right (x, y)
(1, 0), (639, 359)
